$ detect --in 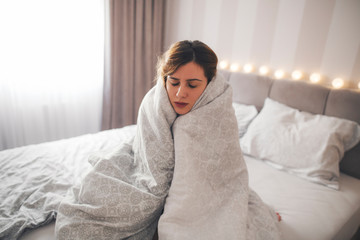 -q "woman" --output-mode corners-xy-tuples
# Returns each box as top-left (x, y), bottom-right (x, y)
(157, 40), (217, 115)
(156, 41), (281, 239)
(55, 40), (281, 240)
